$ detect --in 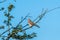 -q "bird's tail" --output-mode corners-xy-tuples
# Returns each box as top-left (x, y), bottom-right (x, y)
(35, 24), (40, 28)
